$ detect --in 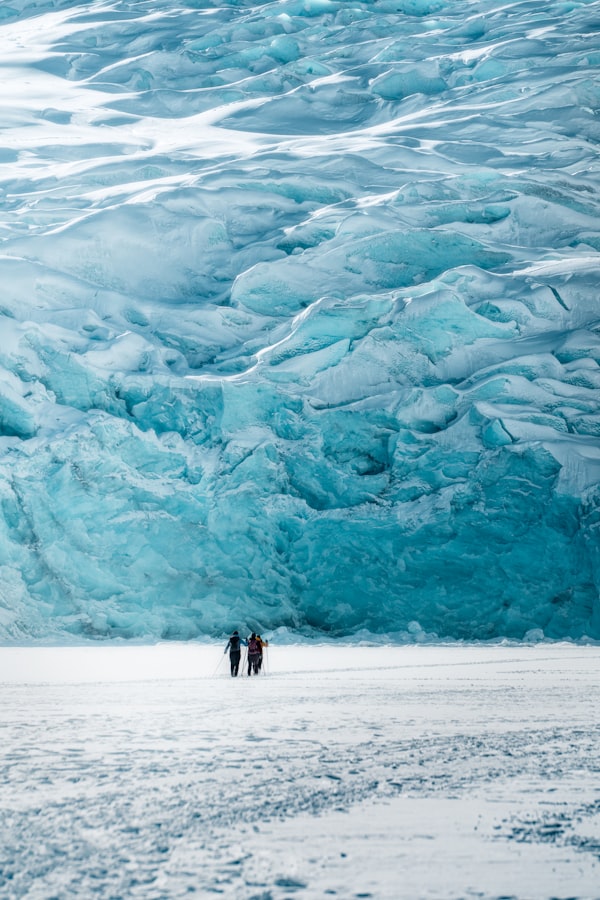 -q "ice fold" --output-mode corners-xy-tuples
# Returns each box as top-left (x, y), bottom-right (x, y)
(0, 0), (599, 642)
